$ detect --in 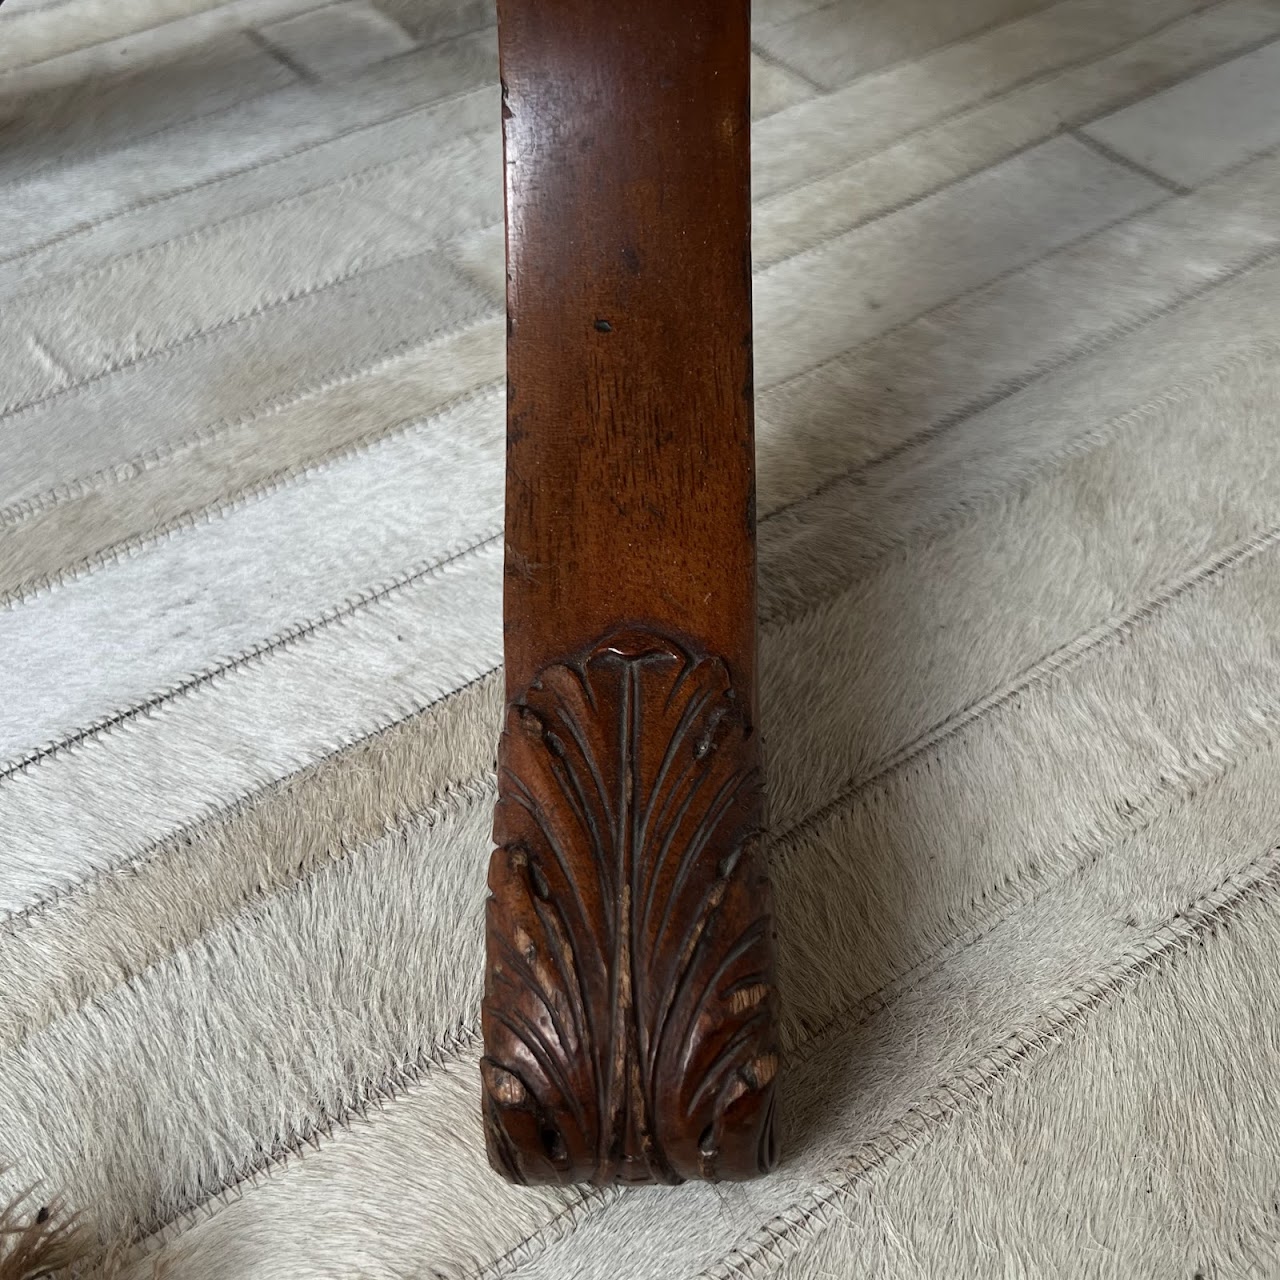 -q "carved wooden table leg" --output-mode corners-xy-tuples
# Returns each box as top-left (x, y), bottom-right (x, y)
(480, 0), (779, 1186)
